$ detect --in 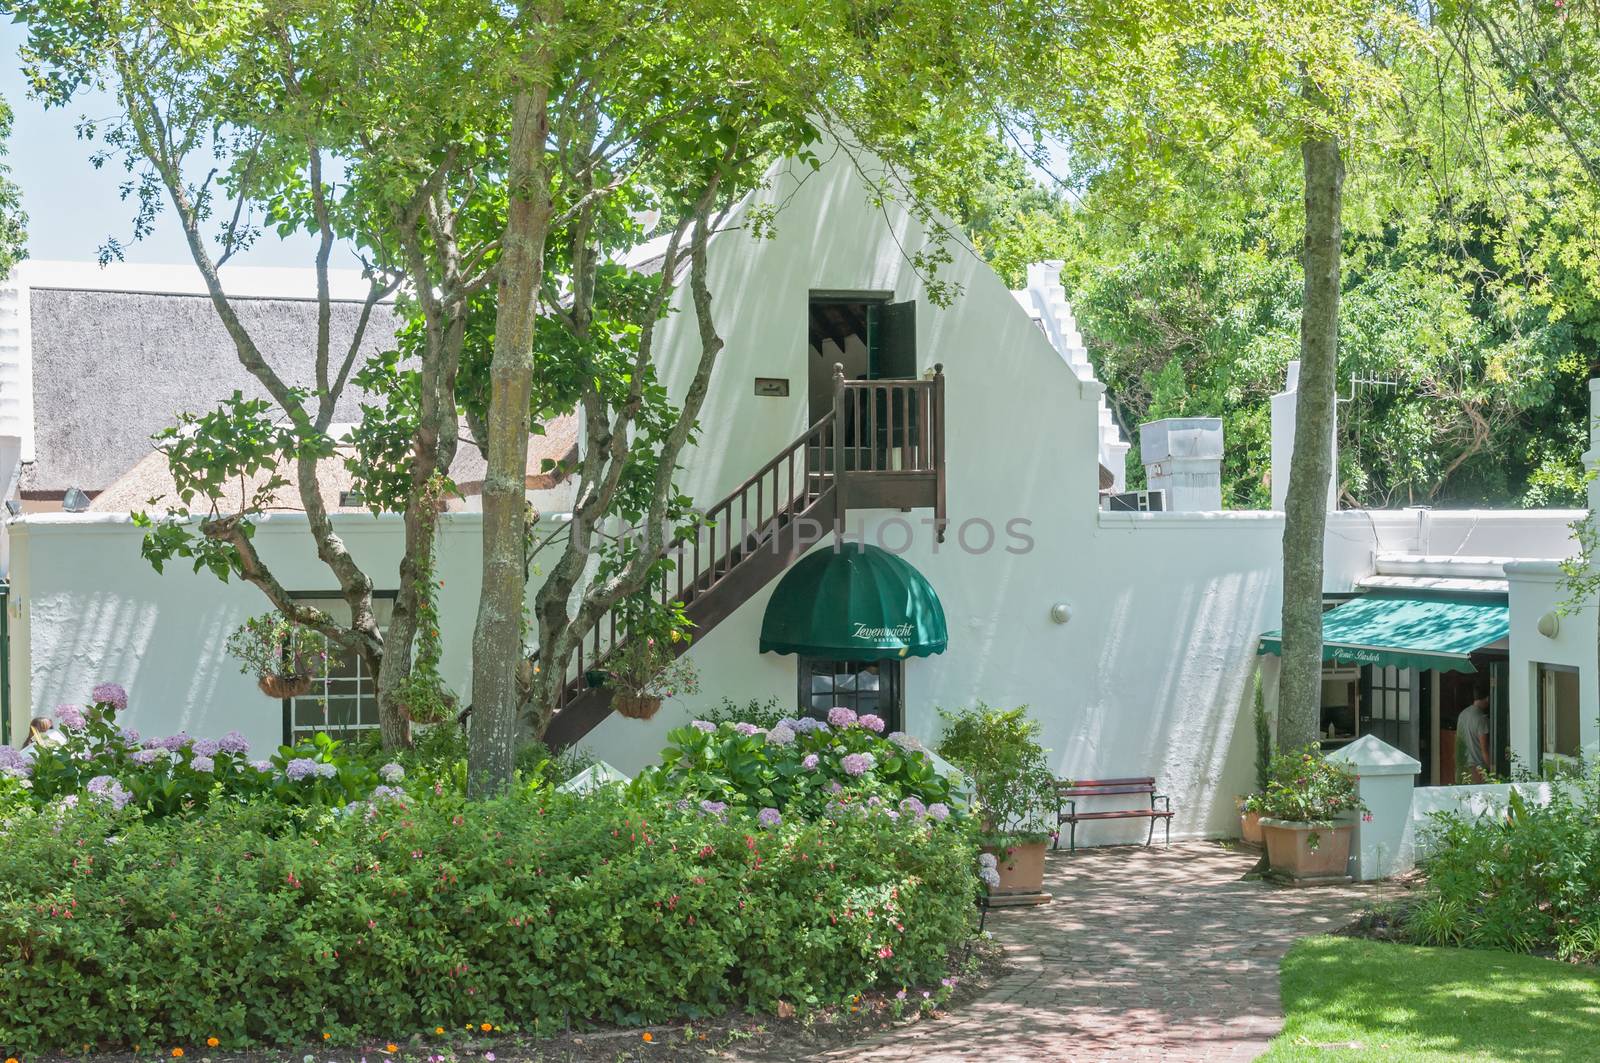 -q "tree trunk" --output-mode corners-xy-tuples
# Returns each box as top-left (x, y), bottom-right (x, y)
(1276, 131), (1344, 751)
(469, 84), (552, 795)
